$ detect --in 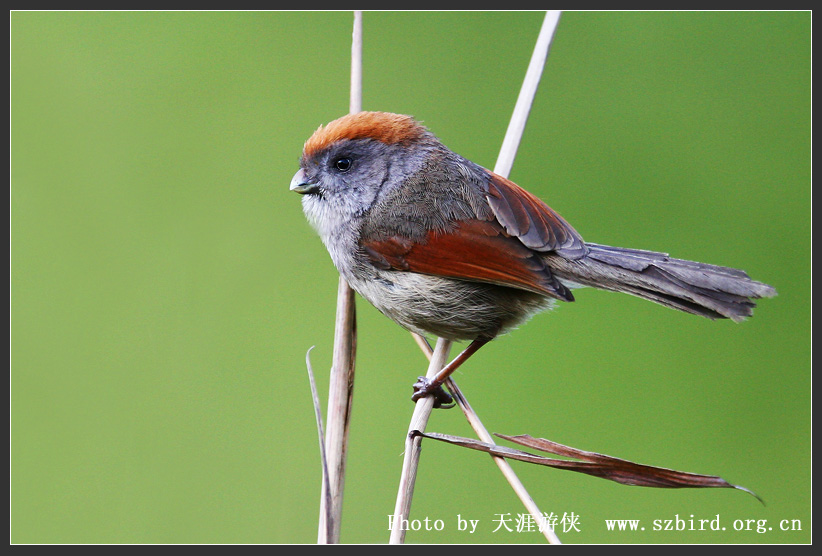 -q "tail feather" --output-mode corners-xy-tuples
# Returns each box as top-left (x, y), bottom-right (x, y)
(551, 243), (777, 322)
